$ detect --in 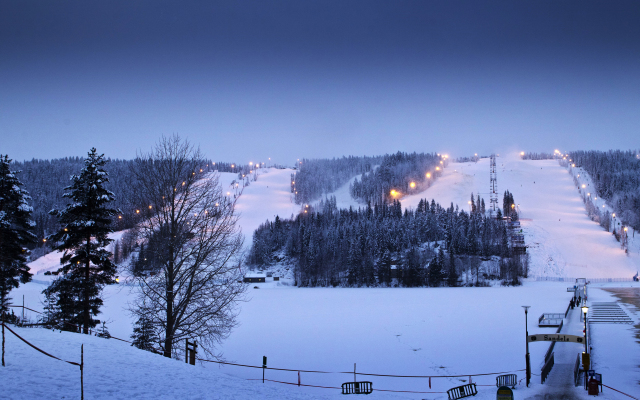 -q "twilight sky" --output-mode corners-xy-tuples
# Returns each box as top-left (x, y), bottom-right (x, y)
(1, 1), (639, 164)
